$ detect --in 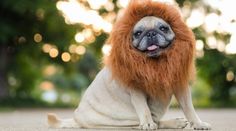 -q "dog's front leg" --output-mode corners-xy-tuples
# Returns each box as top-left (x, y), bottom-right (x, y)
(130, 89), (157, 130)
(175, 87), (211, 130)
